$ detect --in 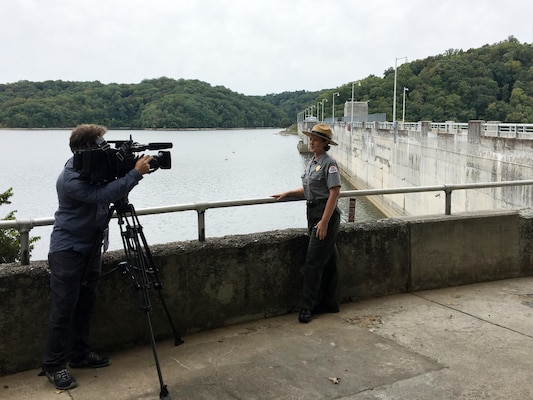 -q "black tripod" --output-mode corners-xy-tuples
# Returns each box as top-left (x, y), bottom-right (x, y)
(92, 197), (183, 400)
